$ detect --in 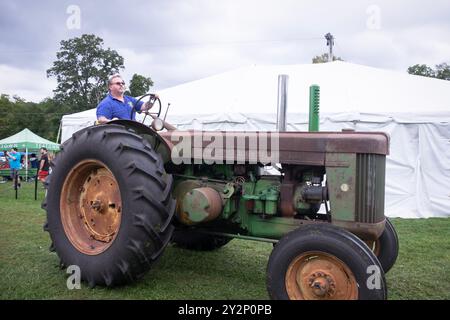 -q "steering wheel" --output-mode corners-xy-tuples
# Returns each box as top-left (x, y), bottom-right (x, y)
(131, 93), (162, 124)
